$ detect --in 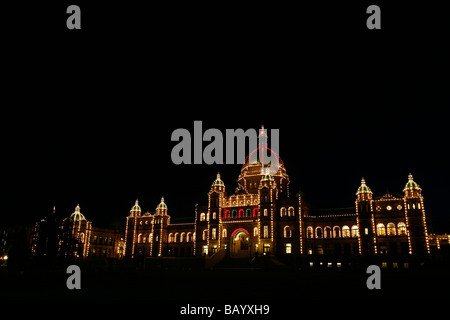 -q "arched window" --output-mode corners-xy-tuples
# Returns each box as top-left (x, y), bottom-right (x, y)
(398, 222), (407, 235)
(137, 233), (142, 243)
(180, 232), (186, 243)
(280, 207), (287, 217)
(387, 223), (396, 236)
(307, 226), (313, 238)
(238, 209), (244, 217)
(222, 228), (227, 238)
(212, 212), (217, 219)
(168, 233), (174, 243)
(333, 226), (341, 238)
(253, 208), (258, 217)
(232, 210), (237, 218)
(284, 226), (293, 238)
(143, 235), (146, 243)
(202, 229), (208, 240)
(316, 227), (323, 238)
(187, 232), (192, 242)
(324, 226), (332, 238)
(200, 213), (206, 221)
(342, 226), (350, 238)
(288, 207), (295, 216)
(377, 223), (386, 236)
(253, 227), (258, 236)
(246, 208), (251, 217)
(212, 228), (217, 240)
(351, 225), (359, 237)
(174, 233), (179, 243)
(224, 210), (230, 218)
